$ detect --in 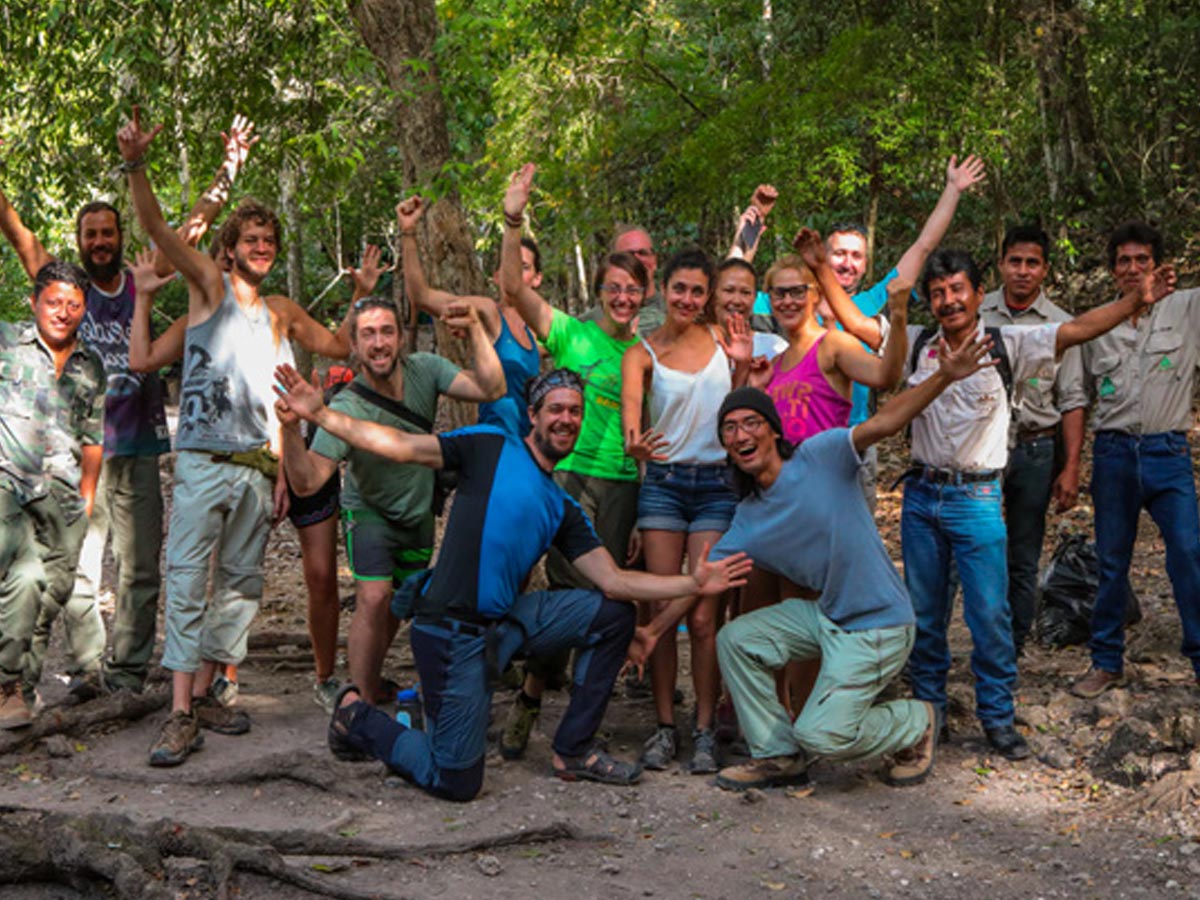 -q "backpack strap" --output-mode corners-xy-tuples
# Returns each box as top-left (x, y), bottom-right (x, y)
(346, 380), (434, 433)
(908, 324), (1014, 404)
